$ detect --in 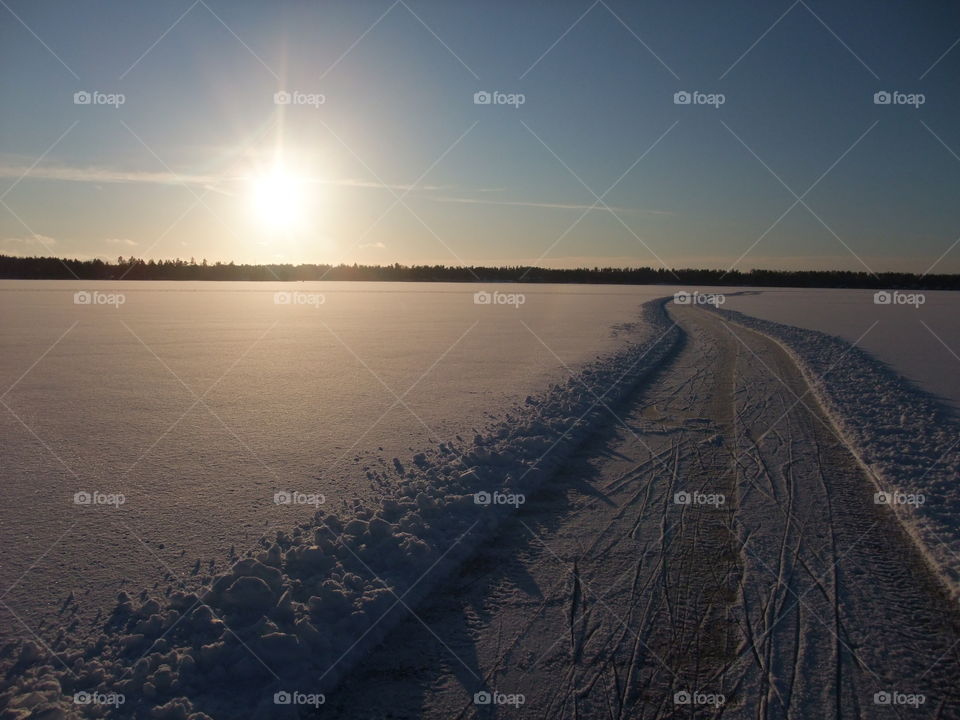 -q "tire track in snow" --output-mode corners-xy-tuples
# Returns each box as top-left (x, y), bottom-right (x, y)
(322, 304), (960, 719)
